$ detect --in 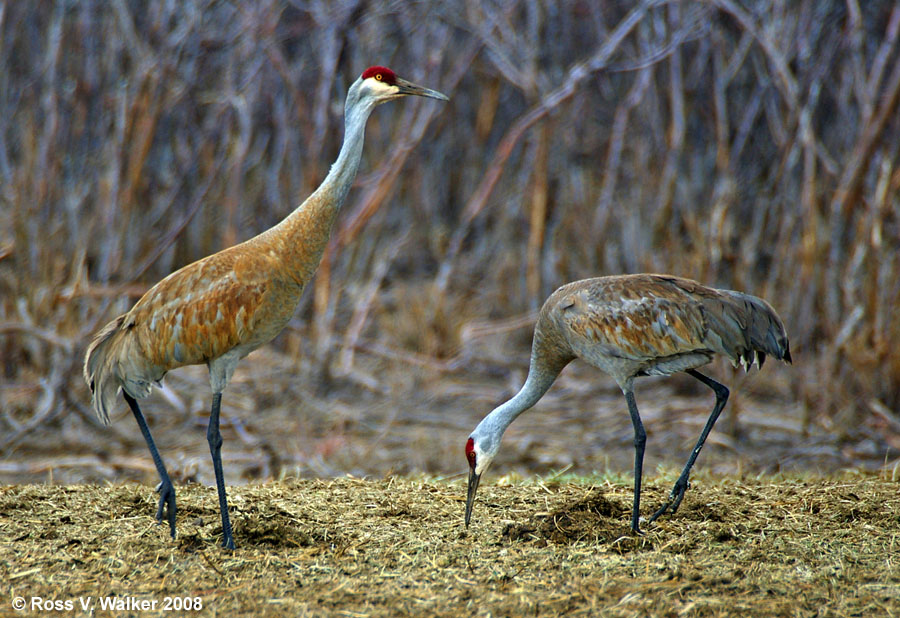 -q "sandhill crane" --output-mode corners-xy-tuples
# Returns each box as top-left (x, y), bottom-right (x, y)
(84, 67), (448, 549)
(464, 274), (791, 534)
